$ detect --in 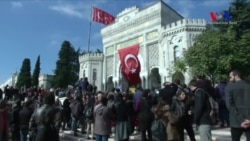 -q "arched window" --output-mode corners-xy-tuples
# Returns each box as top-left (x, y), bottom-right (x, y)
(93, 69), (97, 81)
(174, 46), (180, 62)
